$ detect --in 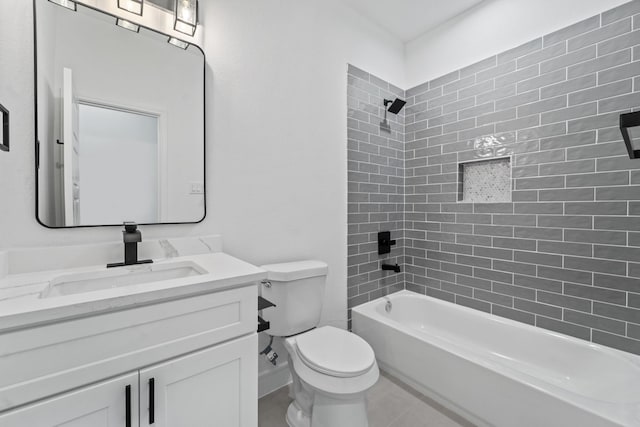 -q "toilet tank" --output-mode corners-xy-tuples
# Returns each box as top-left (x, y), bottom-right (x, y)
(259, 260), (328, 337)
